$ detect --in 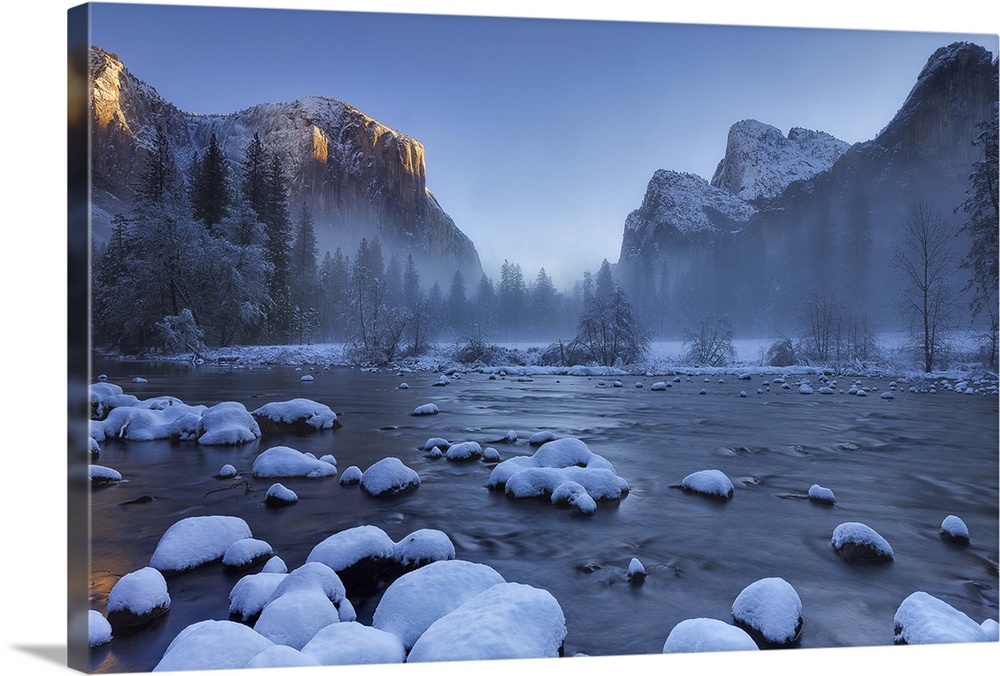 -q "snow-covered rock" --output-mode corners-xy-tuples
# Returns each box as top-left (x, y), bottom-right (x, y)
(252, 445), (338, 479)
(264, 482), (299, 506)
(339, 465), (363, 484)
(650, 382), (668, 391)
(244, 645), (321, 669)
(807, 484), (836, 504)
(251, 398), (339, 433)
(107, 566), (170, 628)
(262, 556), (287, 574)
(228, 572), (286, 621)
(223, 538), (274, 570)
(627, 557), (646, 582)
(550, 480), (598, 515)
(193, 401), (261, 445)
(732, 577), (803, 646)
(831, 522), (894, 562)
(445, 440), (482, 461)
(393, 529), (456, 567)
(662, 618), (758, 653)
(218, 464), (238, 479)
(253, 588), (339, 649)
(422, 437), (450, 450)
(407, 582), (566, 662)
(894, 591), (993, 645)
(268, 562), (347, 607)
(411, 403), (439, 416)
(482, 447), (501, 462)
(529, 431), (557, 446)
(680, 469), (735, 500)
(360, 457), (421, 497)
(90, 464), (122, 485)
(307, 525), (397, 576)
(799, 384), (813, 394)
(88, 610), (112, 647)
(301, 621), (406, 665)
(153, 619), (275, 671)
(150, 515), (253, 572)
(941, 515), (970, 543)
(300, 374), (314, 382)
